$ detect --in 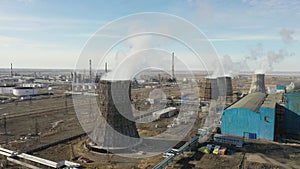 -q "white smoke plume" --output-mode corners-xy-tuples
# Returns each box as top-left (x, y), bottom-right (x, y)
(256, 49), (294, 74)
(249, 28), (296, 74)
(221, 55), (250, 76)
(279, 28), (295, 44)
(245, 43), (264, 61)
